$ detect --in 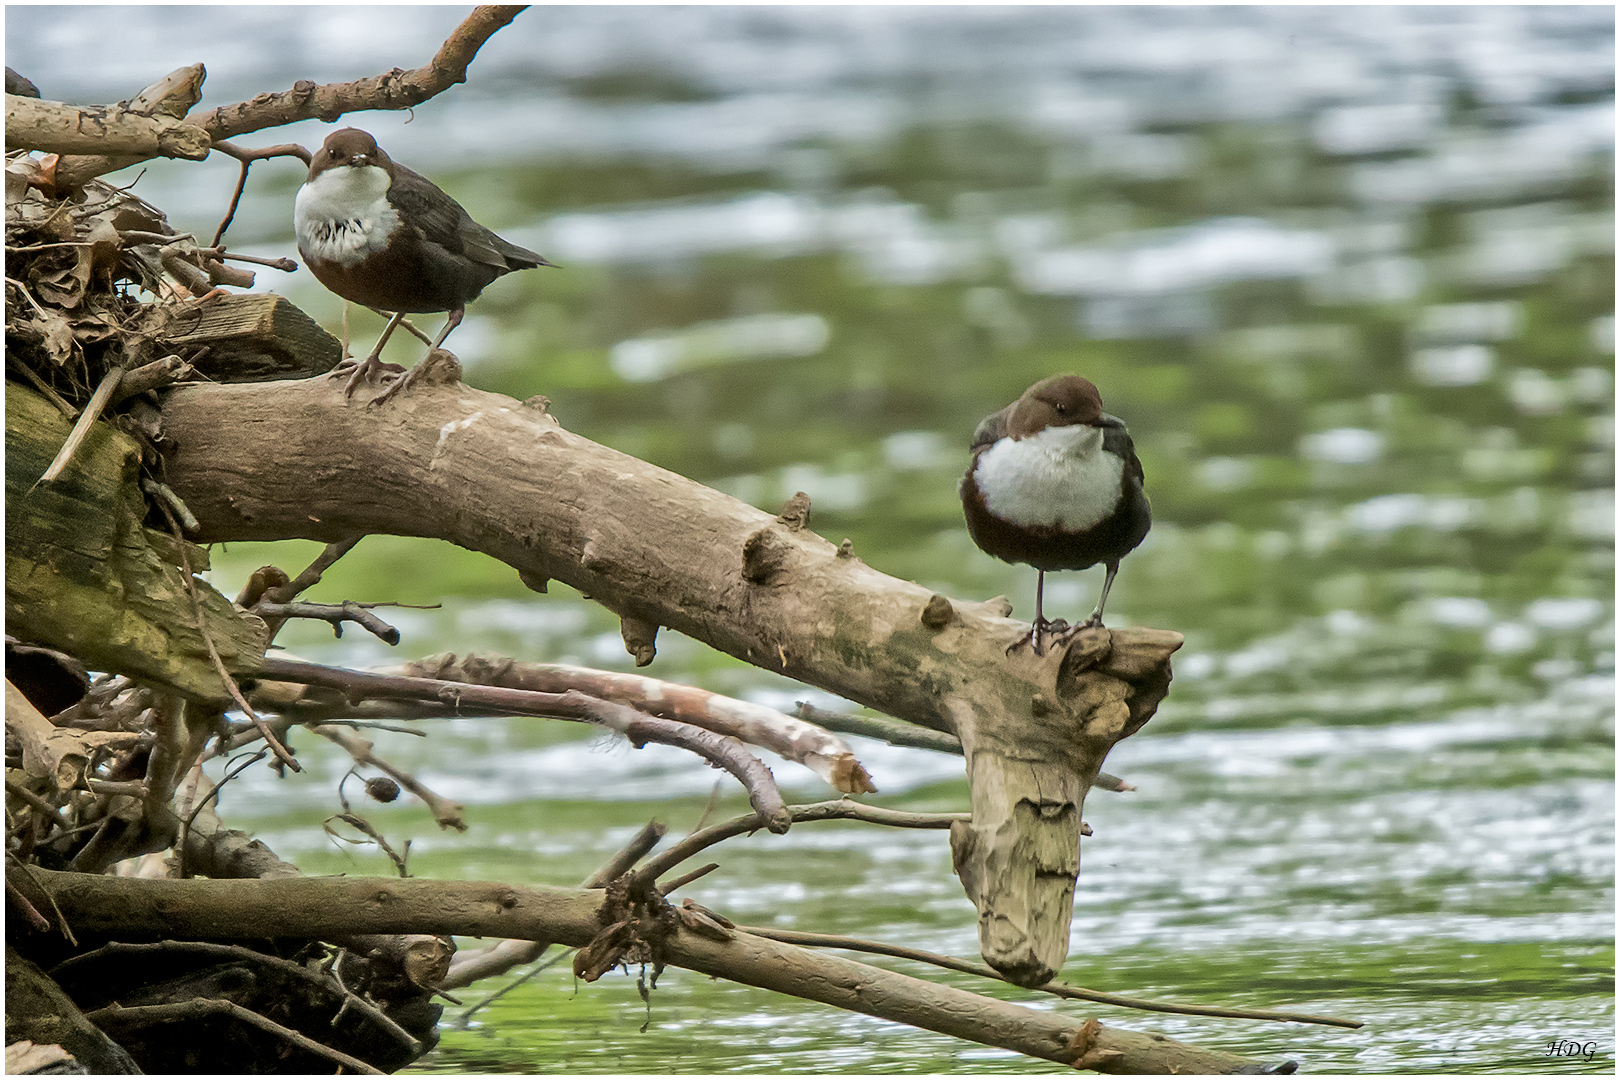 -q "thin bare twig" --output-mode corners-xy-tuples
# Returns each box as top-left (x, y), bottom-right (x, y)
(156, 502), (298, 772)
(324, 812), (410, 877)
(264, 537), (364, 604)
(53, 940), (422, 1054)
(255, 601), (401, 645)
(629, 801), (967, 892)
(657, 862), (719, 895)
(6, 875), (51, 932)
(87, 998), (383, 1074)
(732, 925), (1362, 1029)
(140, 478), (200, 534)
(208, 142), (312, 247)
(5, 355), (77, 417)
(314, 725), (465, 831)
(455, 947), (575, 1028)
